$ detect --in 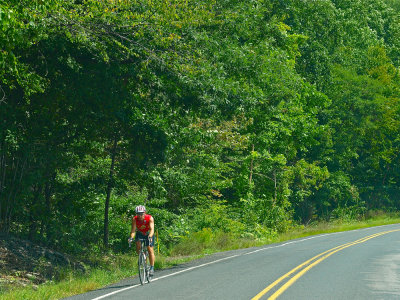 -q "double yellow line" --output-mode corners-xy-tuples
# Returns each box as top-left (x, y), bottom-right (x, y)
(252, 229), (400, 300)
